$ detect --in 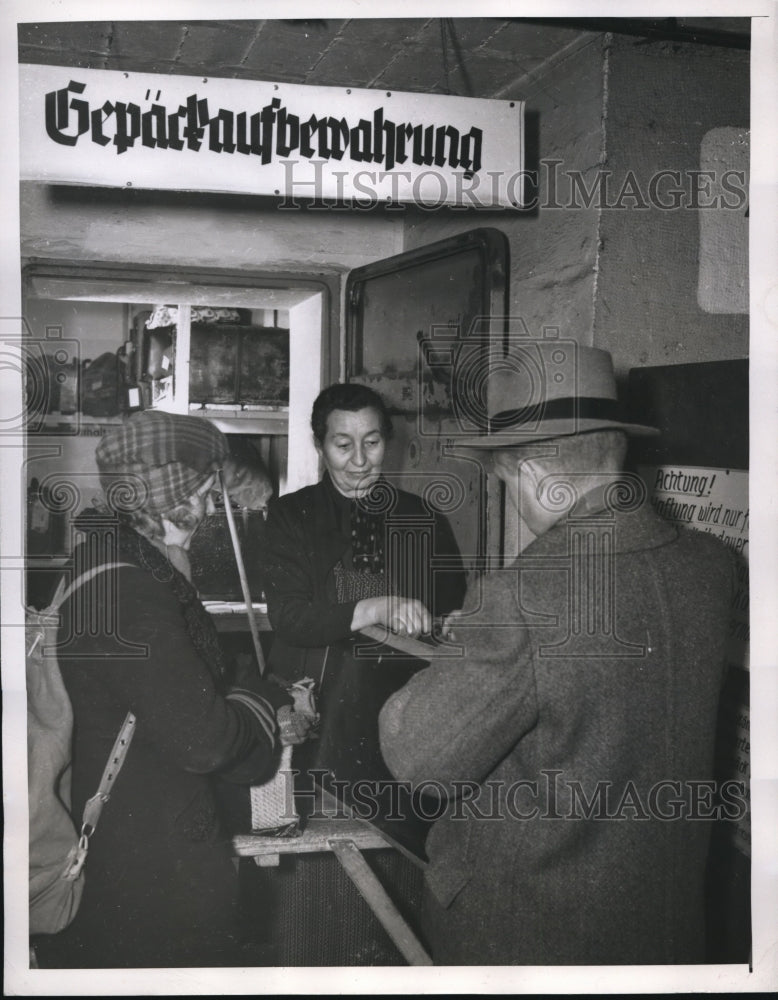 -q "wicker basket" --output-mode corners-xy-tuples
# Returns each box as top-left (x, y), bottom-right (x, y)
(248, 744), (300, 836)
